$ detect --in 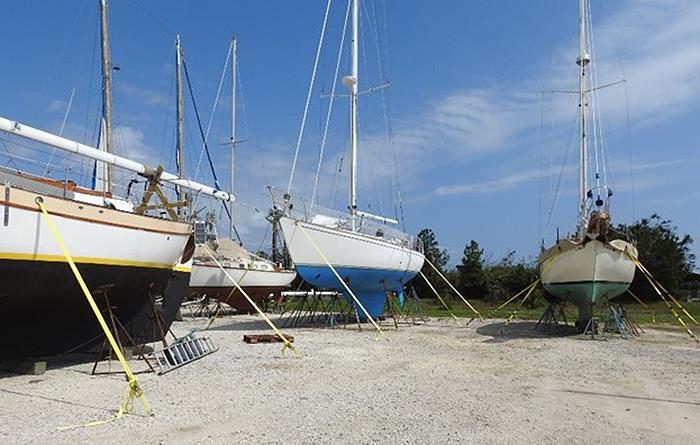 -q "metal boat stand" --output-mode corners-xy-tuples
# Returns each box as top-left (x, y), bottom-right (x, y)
(280, 290), (358, 329)
(603, 303), (644, 339)
(535, 300), (570, 334)
(381, 283), (427, 329)
(91, 285), (156, 375)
